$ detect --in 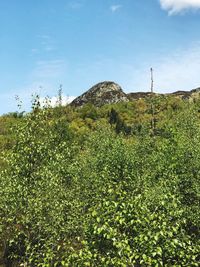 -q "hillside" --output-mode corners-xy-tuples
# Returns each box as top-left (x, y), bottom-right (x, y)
(71, 81), (200, 107)
(0, 87), (200, 266)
